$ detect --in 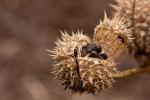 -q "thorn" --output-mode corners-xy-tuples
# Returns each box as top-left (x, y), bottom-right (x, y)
(89, 77), (93, 84)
